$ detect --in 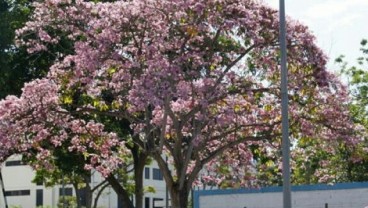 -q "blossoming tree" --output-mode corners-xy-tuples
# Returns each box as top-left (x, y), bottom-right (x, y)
(0, 0), (360, 207)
